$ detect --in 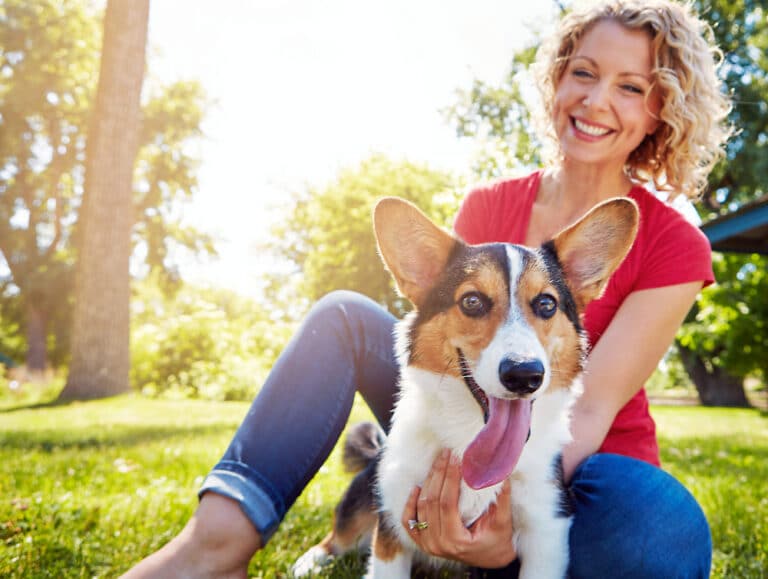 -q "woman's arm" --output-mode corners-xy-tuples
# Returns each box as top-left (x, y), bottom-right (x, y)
(562, 280), (704, 481)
